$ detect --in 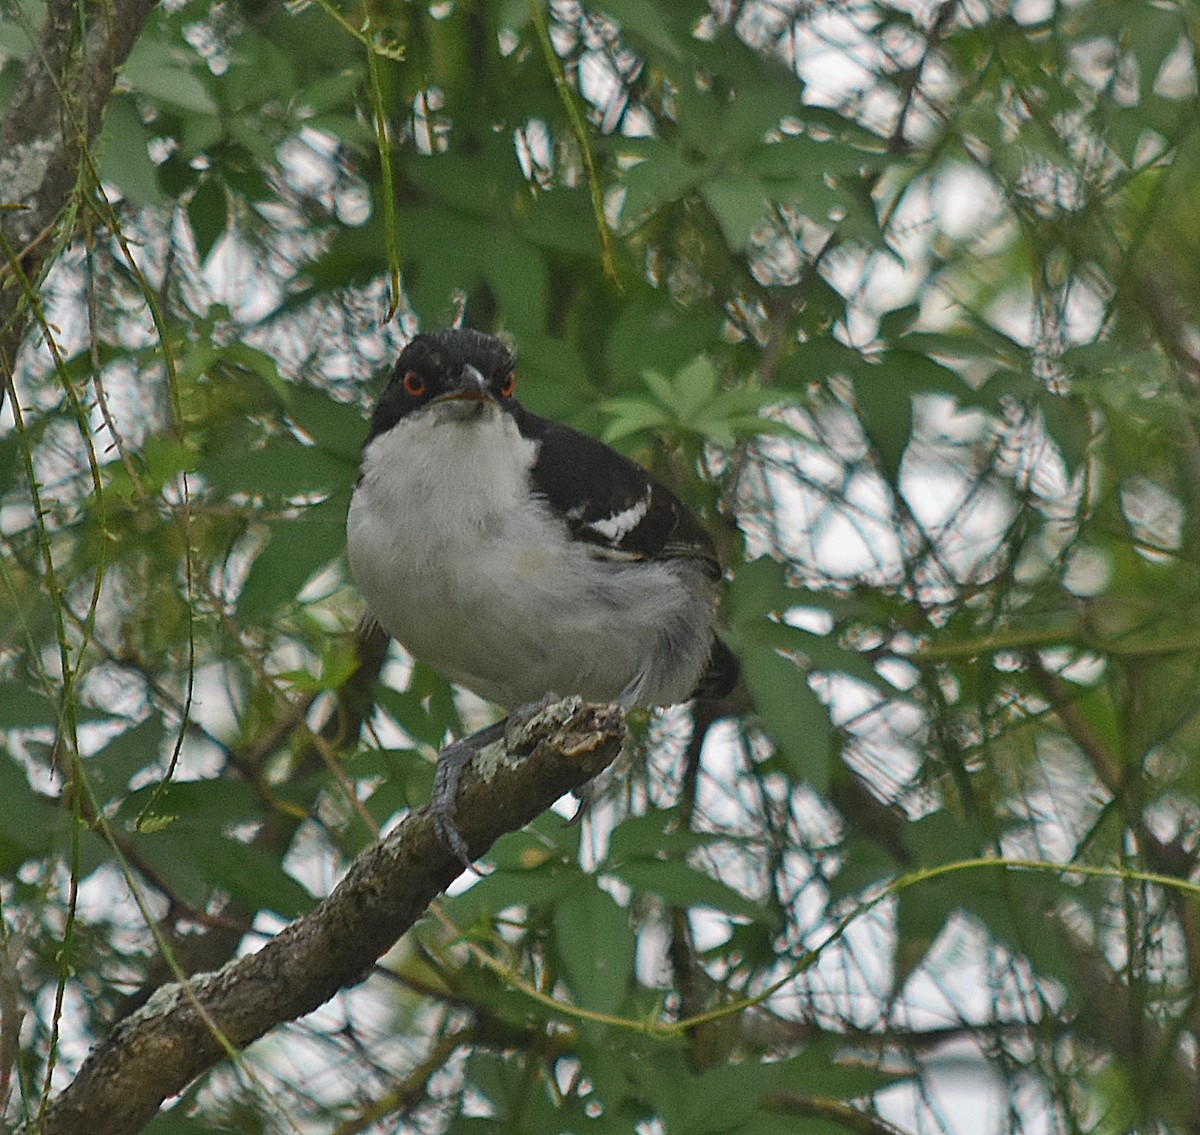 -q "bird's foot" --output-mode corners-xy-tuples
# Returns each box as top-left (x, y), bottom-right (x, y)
(429, 718), (507, 874)
(429, 695), (607, 871)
